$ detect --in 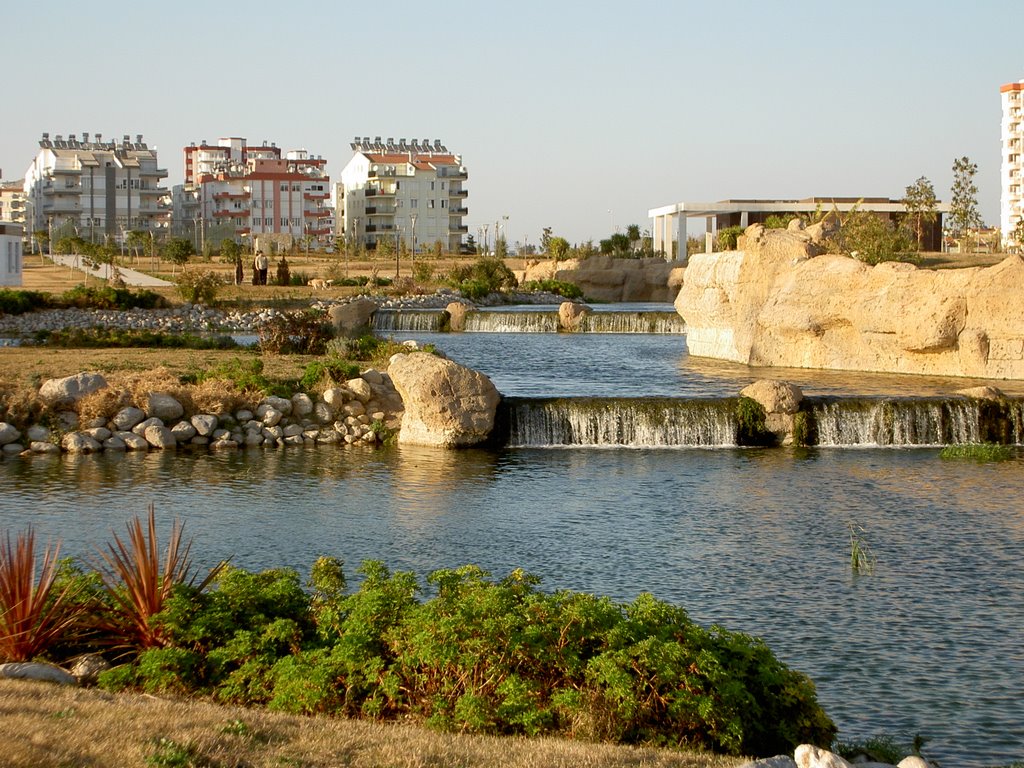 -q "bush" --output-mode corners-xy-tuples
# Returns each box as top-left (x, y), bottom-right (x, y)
(35, 328), (239, 350)
(0, 289), (49, 315)
(275, 257), (291, 287)
(181, 358), (277, 395)
(447, 257), (518, 299)
(257, 309), (333, 355)
(829, 211), (917, 265)
(176, 269), (225, 305)
(56, 285), (166, 310)
(298, 358), (361, 392)
(716, 226), (745, 252)
(939, 442), (1015, 461)
(520, 279), (584, 299)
